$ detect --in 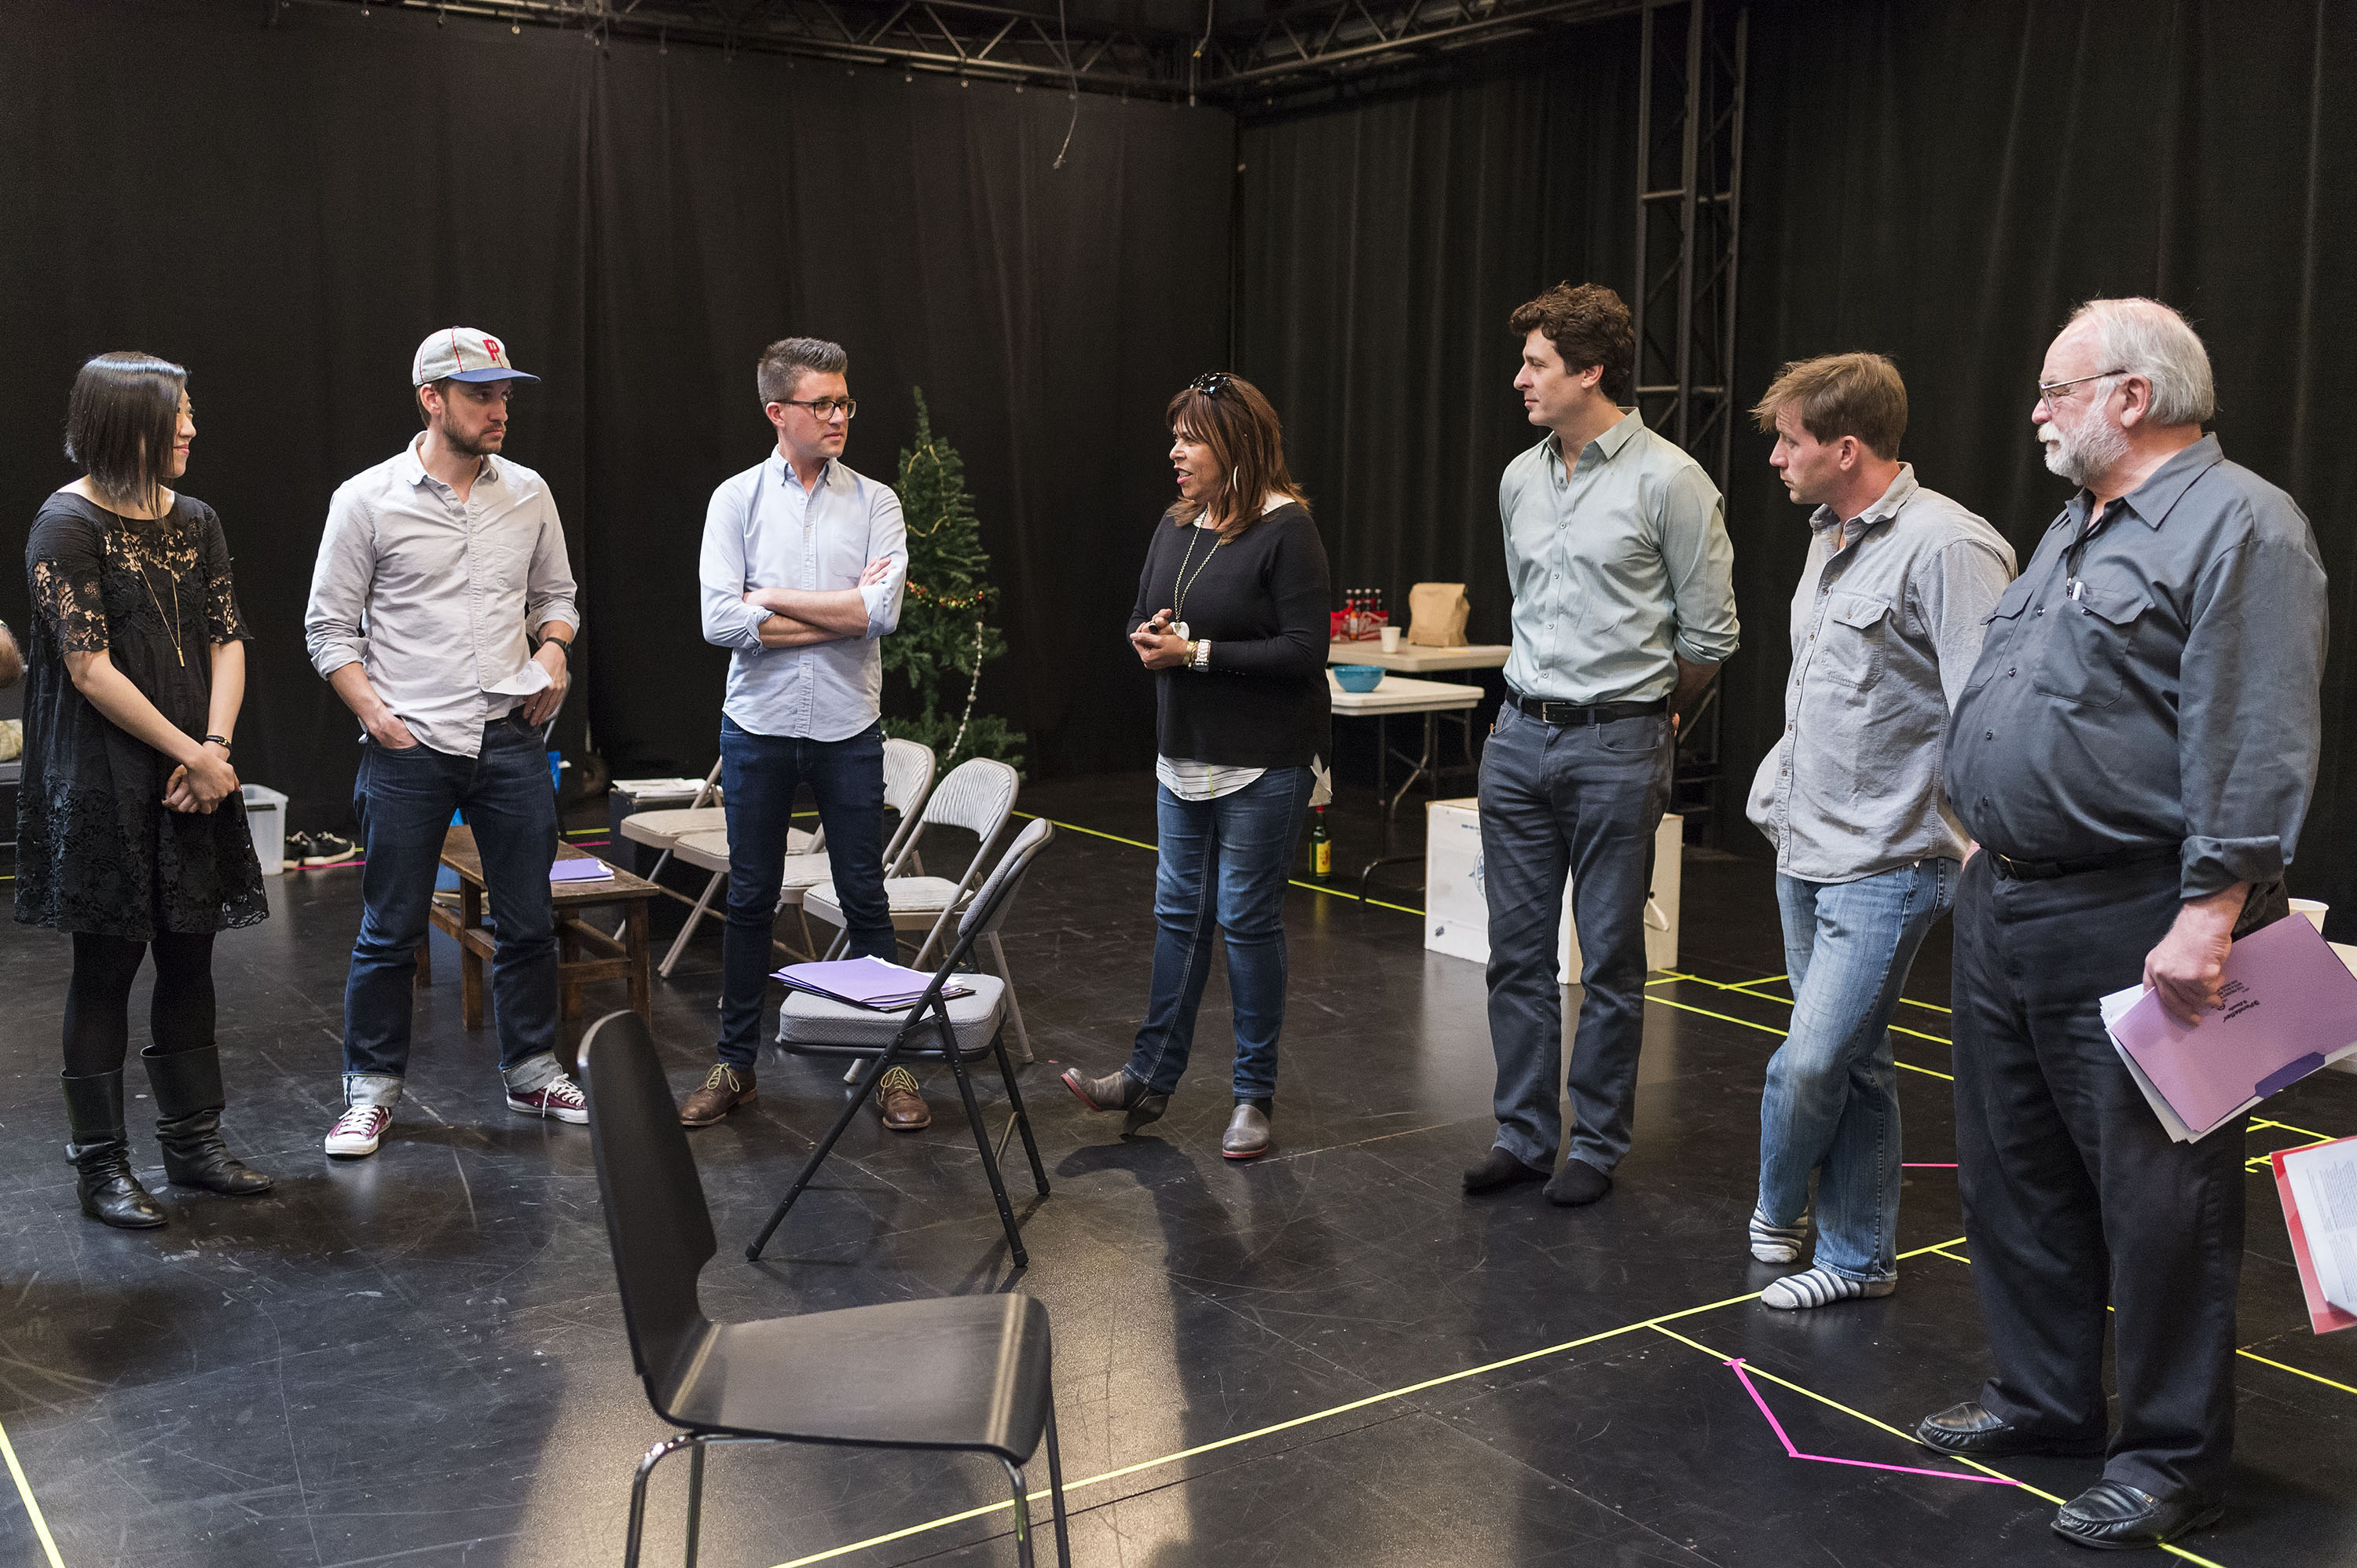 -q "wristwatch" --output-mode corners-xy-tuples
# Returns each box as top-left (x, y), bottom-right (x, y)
(1191, 638), (1212, 672)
